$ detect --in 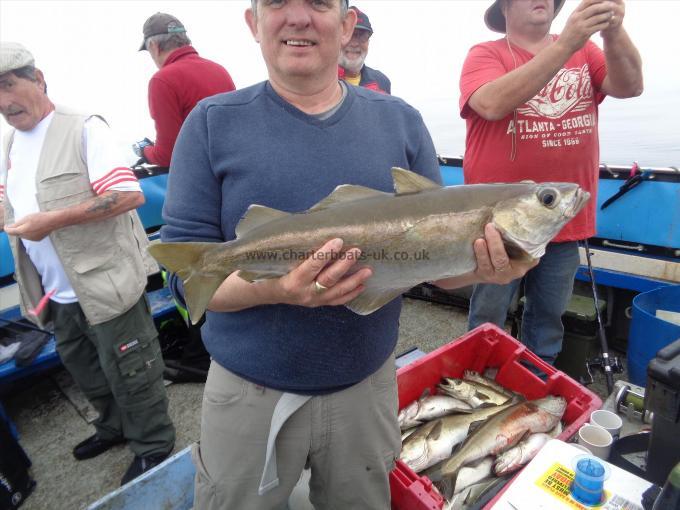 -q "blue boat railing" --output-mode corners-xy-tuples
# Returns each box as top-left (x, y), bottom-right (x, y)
(437, 157), (680, 262)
